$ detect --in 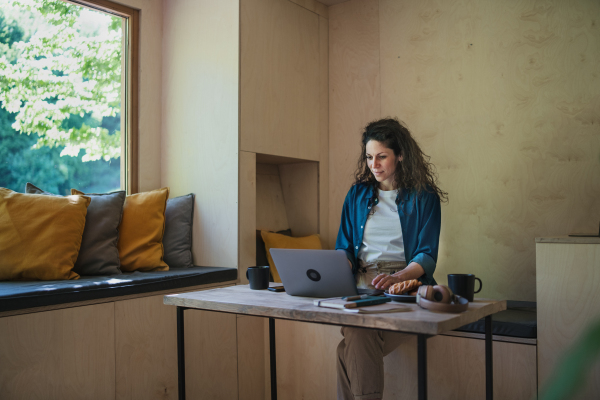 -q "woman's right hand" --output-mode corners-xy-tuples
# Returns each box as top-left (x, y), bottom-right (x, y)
(372, 274), (403, 290)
